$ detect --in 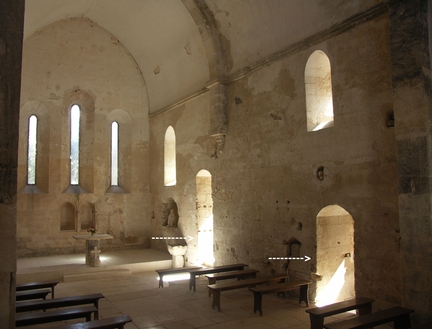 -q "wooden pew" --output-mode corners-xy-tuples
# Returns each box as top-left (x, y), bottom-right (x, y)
(207, 274), (289, 312)
(206, 269), (259, 296)
(16, 280), (59, 298)
(15, 305), (97, 327)
(50, 314), (133, 329)
(249, 279), (311, 316)
(189, 263), (248, 291)
(16, 289), (51, 301)
(16, 293), (105, 320)
(155, 266), (202, 288)
(306, 297), (375, 329)
(323, 306), (414, 329)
